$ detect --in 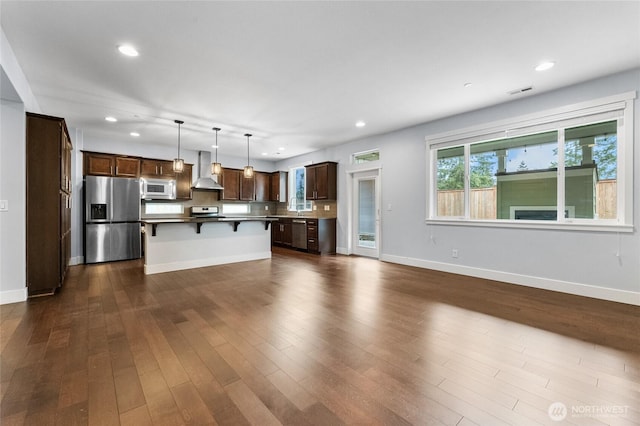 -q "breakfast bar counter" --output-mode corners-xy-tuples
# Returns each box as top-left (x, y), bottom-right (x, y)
(141, 217), (278, 275)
